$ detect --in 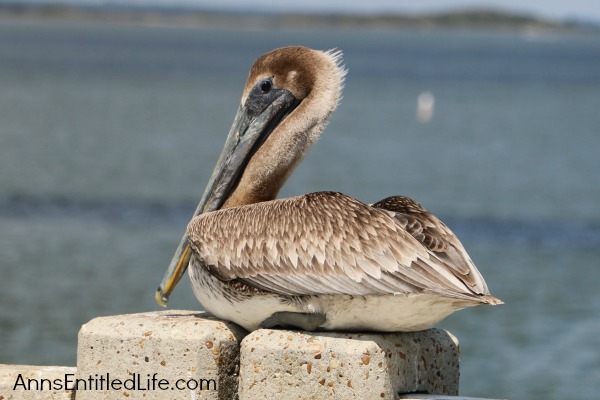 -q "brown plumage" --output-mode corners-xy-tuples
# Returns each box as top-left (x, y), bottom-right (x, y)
(157, 46), (501, 332)
(188, 191), (499, 304)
